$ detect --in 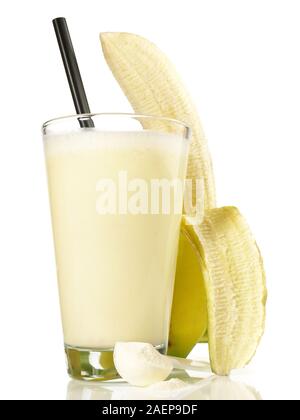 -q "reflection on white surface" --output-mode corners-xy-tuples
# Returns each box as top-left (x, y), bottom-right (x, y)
(67, 375), (262, 401)
(186, 376), (262, 401)
(67, 380), (114, 400)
